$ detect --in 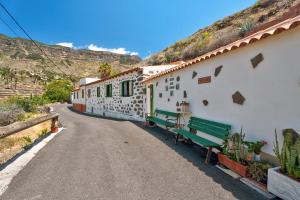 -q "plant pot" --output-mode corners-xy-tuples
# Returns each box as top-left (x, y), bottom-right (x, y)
(218, 153), (248, 177)
(246, 152), (254, 161)
(267, 167), (300, 200)
(51, 127), (58, 133)
(254, 153), (261, 161)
